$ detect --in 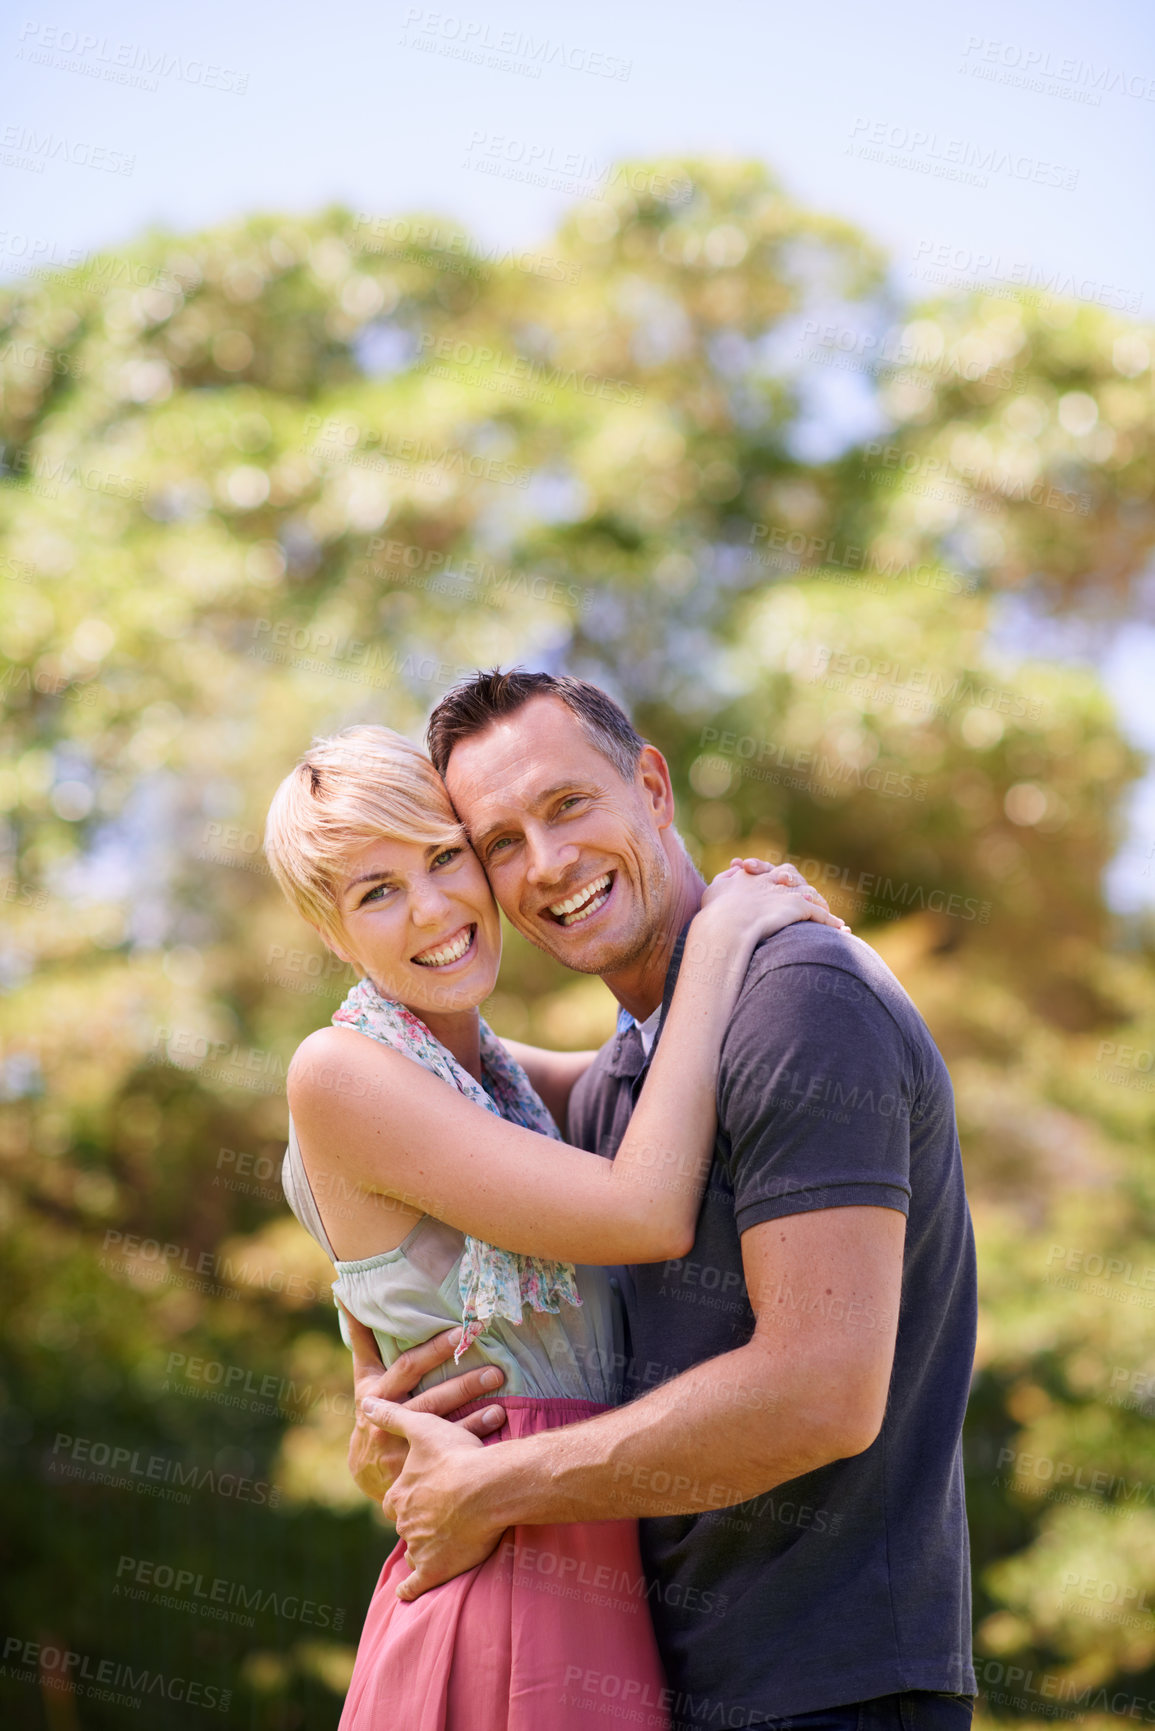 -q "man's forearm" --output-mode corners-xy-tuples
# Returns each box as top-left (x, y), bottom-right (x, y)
(469, 1340), (862, 1527)
(380, 1211), (901, 1596)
